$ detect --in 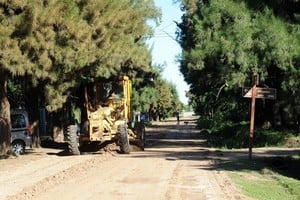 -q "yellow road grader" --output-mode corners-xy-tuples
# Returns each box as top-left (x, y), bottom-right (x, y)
(65, 76), (145, 155)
